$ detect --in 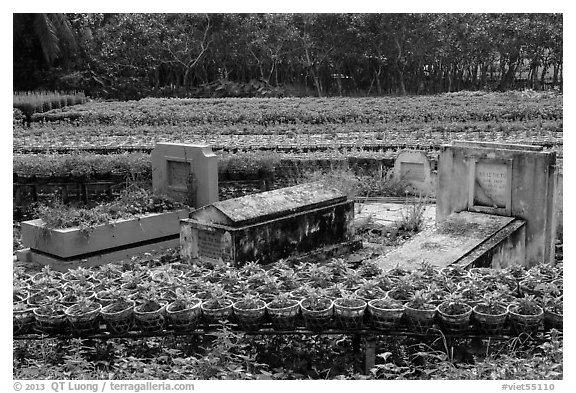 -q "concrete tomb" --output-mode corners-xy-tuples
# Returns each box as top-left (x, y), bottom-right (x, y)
(376, 141), (557, 270)
(437, 141), (557, 267)
(180, 182), (355, 266)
